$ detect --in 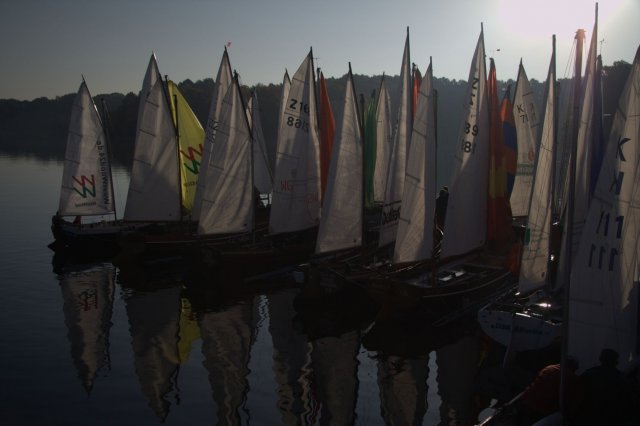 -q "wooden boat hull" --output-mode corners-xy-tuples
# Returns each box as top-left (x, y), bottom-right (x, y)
(361, 262), (514, 324)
